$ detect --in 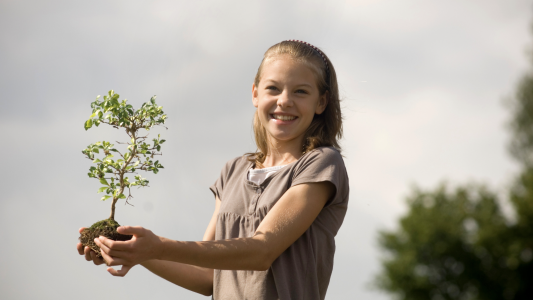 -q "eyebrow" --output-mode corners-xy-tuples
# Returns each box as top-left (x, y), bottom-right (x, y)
(262, 79), (314, 88)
